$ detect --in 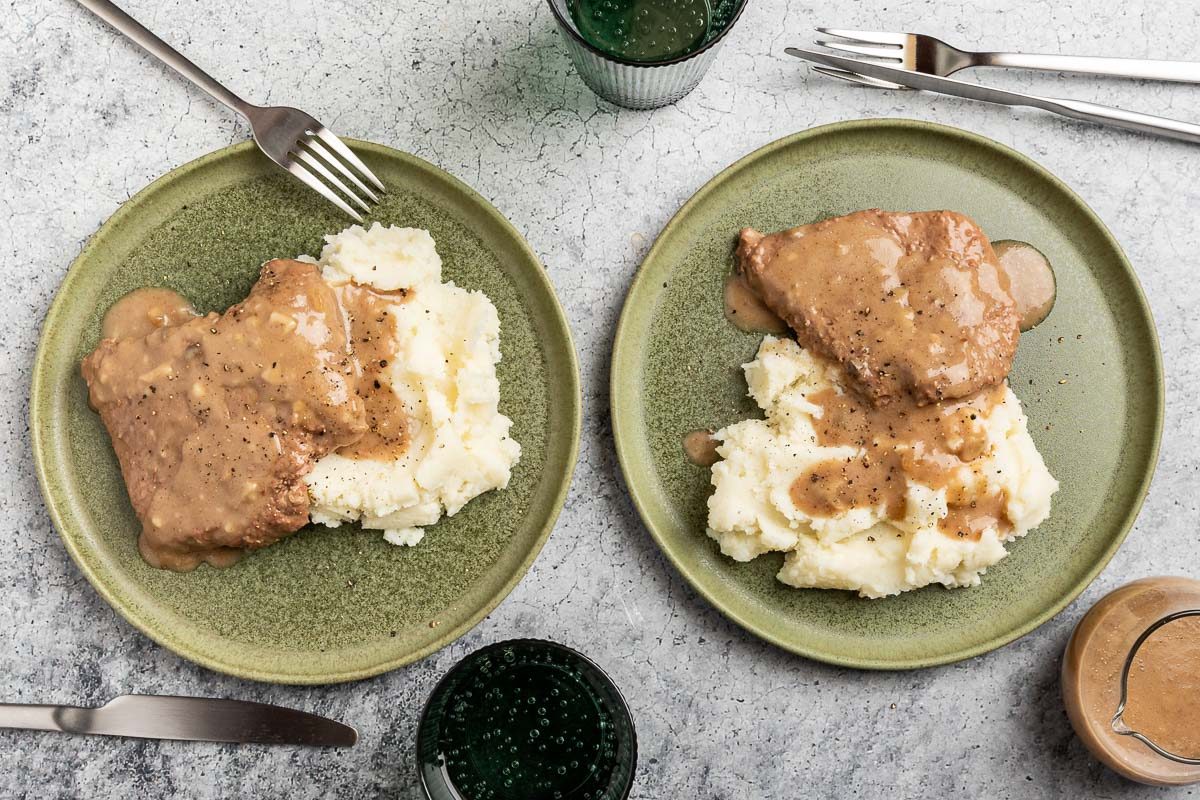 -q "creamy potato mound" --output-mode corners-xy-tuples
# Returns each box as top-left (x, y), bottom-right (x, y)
(304, 223), (520, 546)
(707, 337), (1057, 599)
